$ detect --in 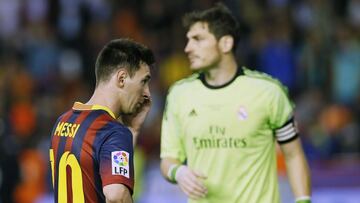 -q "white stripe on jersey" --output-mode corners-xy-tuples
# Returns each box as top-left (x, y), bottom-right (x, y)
(277, 127), (296, 138)
(277, 131), (297, 141)
(276, 122), (293, 134)
(275, 119), (298, 142)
